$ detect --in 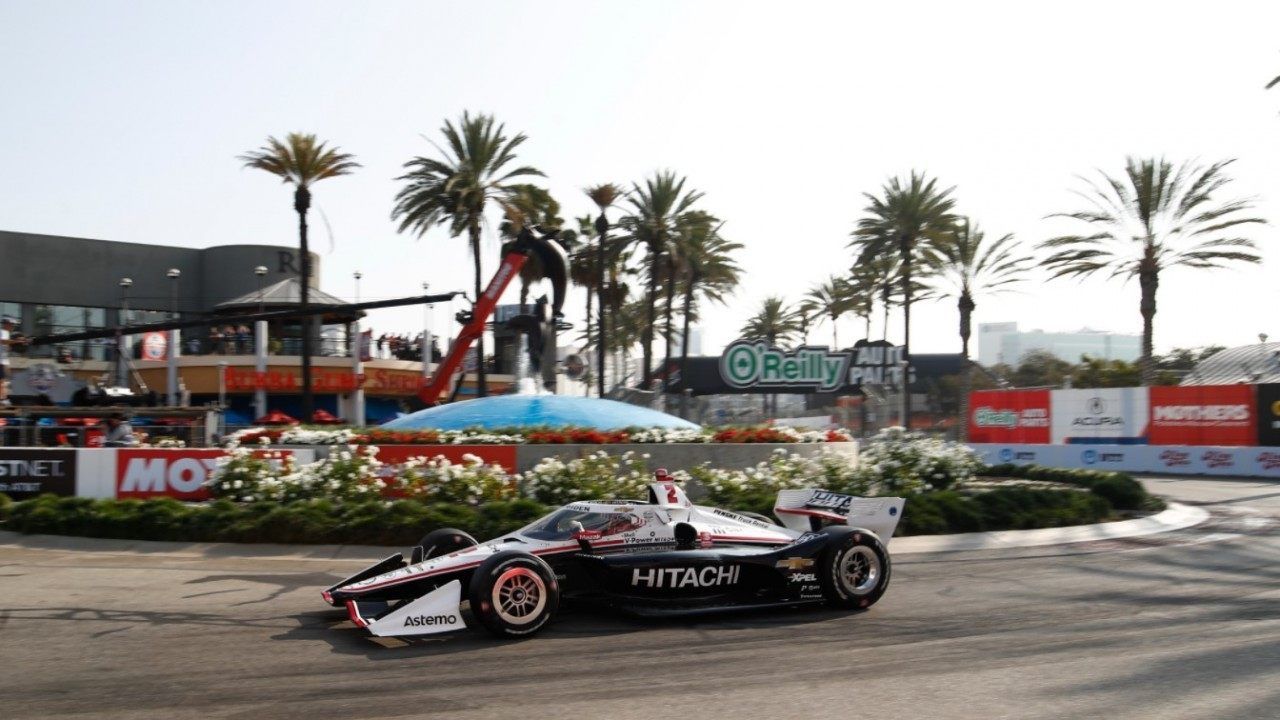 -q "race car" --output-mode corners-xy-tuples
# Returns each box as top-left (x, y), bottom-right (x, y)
(323, 470), (905, 638)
